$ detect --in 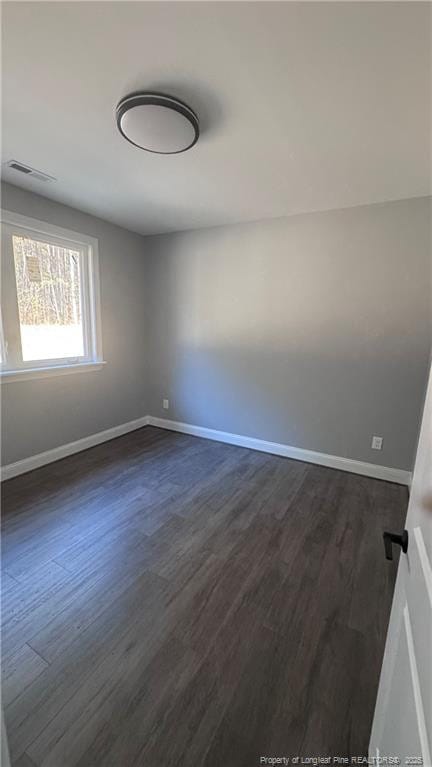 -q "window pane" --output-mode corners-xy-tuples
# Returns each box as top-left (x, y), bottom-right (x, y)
(12, 235), (85, 361)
